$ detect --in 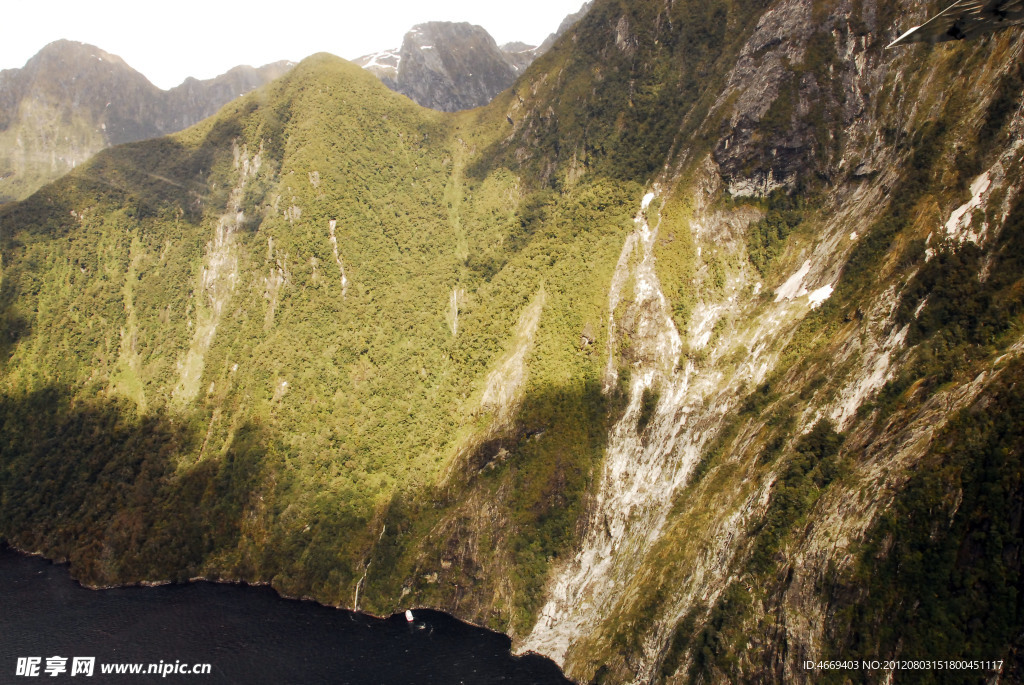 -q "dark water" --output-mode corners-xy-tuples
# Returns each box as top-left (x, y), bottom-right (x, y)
(0, 547), (572, 685)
